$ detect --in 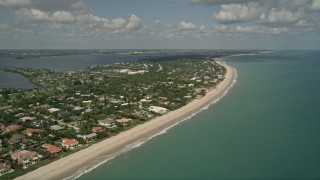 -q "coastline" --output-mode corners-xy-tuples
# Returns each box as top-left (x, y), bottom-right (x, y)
(15, 61), (236, 180)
